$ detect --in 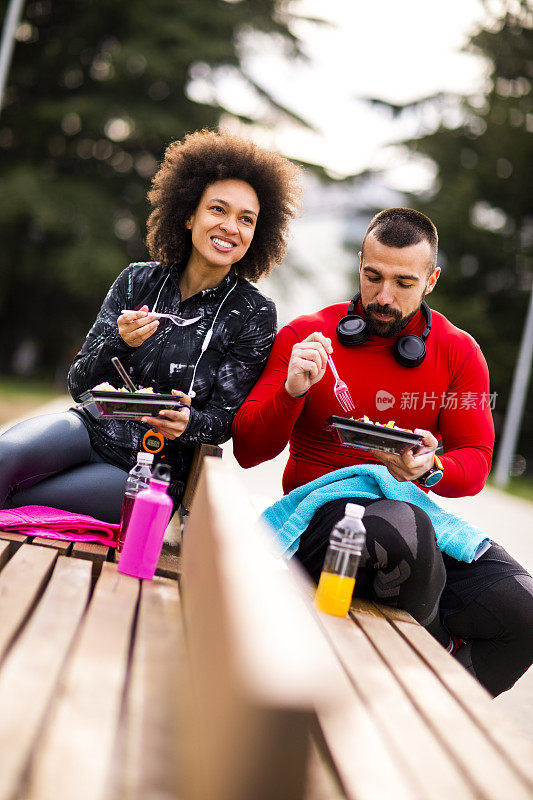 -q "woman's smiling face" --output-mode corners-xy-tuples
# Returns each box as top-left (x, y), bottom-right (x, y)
(186, 179), (260, 273)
